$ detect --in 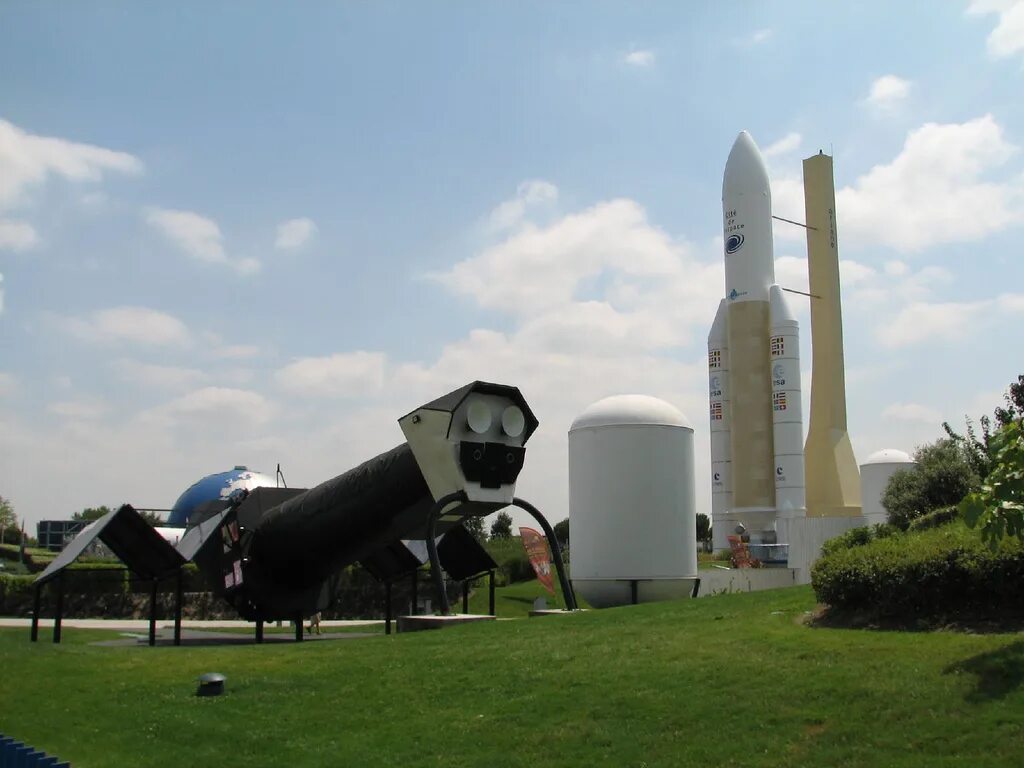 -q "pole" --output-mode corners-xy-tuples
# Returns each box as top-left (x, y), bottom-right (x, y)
(148, 577), (159, 647)
(53, 572), (64, 644)
(425, 491), (468, 616)
(489, 570), (496, 616)
(294, 612), (303, 642)
(512, 497), (577, 610)
(410, 569), (418, 616)
(30, 584), (41, 642)
(384, 581), (392, 635)
(462, 581), (469, 614)
(256, 618), (264, 644)
(173, 568), (183, 647)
